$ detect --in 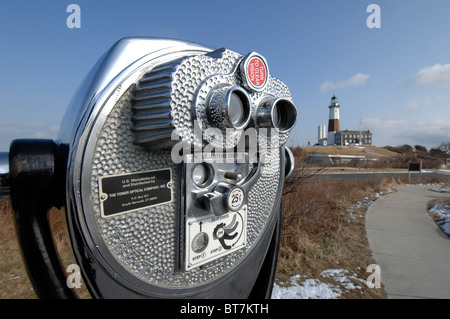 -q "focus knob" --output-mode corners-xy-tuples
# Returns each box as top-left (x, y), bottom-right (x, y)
(203, 184), (246, 216)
